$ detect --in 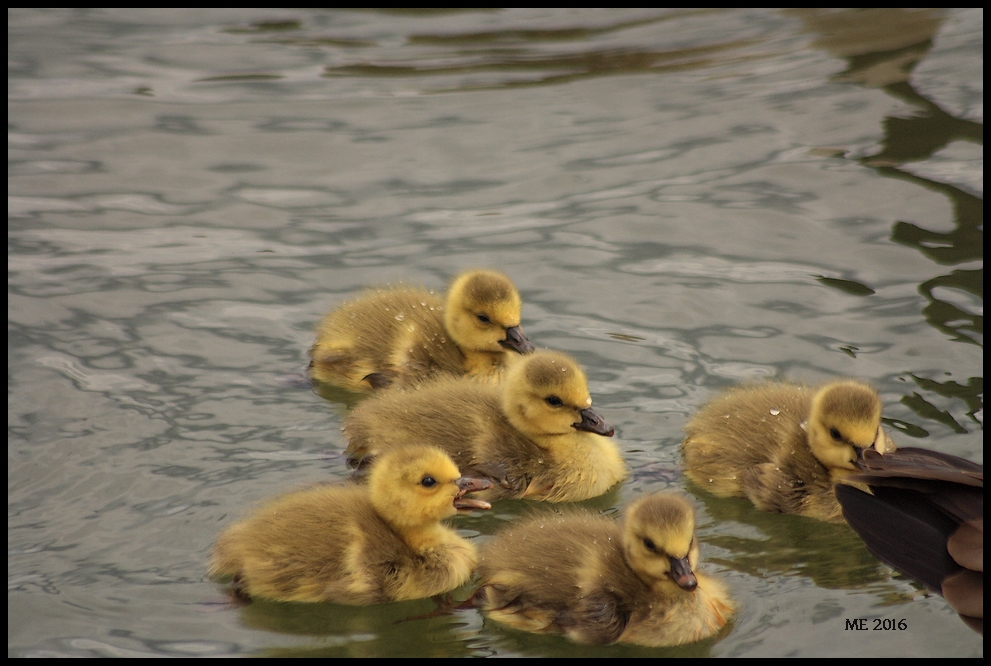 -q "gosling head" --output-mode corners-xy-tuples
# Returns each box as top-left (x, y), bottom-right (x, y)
(502, 350), (614, 439)
(622, 493), (701, 594)
(368, 445), (491, 531)
(443, 270), (534, 355)
(806, 381), (884, 474)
